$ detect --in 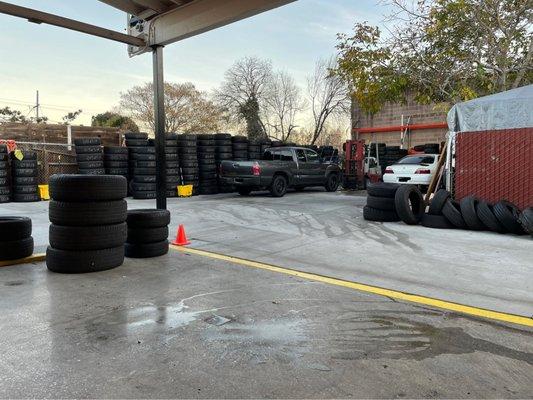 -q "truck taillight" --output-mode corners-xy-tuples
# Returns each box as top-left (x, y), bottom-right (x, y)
(252, 162), (261, 176)
(384, 167), (394, 174)
(415, 168), (431, 174)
